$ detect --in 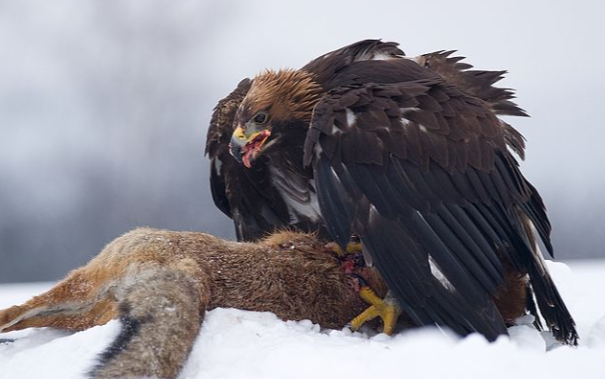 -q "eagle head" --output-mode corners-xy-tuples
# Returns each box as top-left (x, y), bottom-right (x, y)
(229, 69), (323, 168)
